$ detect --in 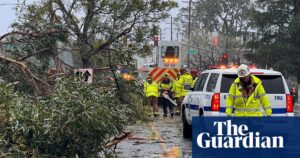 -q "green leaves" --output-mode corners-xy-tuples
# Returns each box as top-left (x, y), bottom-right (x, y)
(246, 0), (300, 79)
(0, 78), (143, 157)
